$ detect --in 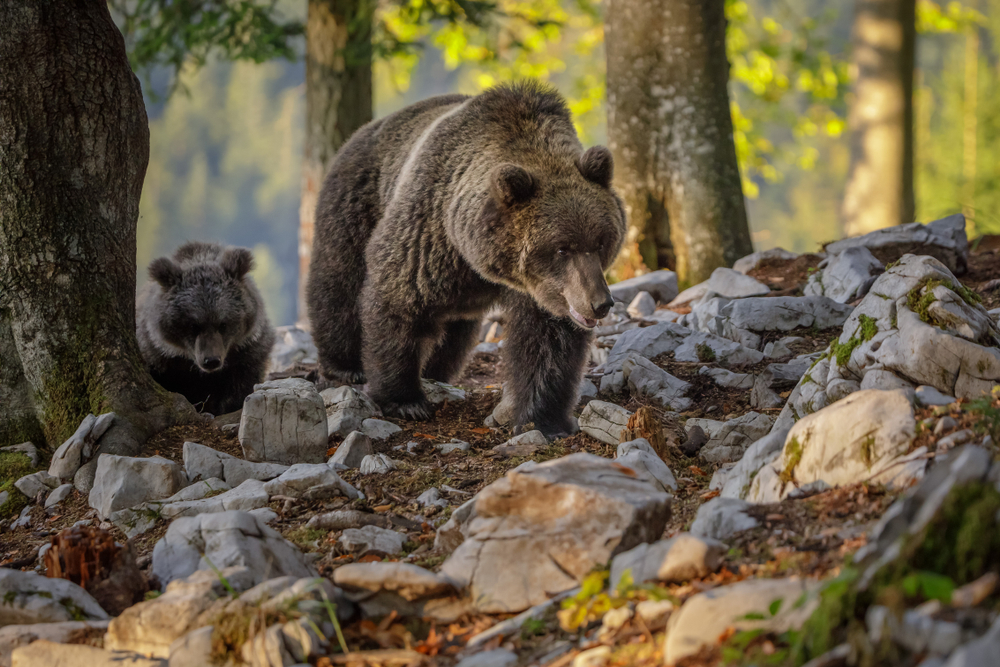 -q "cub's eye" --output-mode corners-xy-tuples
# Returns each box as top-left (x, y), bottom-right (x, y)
(557, 247), (569, 257)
